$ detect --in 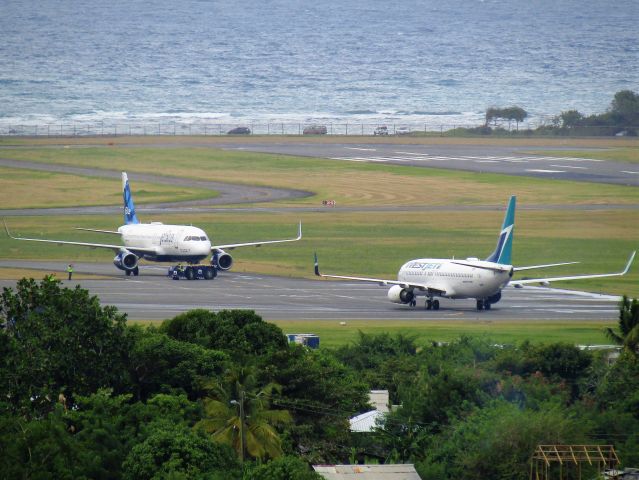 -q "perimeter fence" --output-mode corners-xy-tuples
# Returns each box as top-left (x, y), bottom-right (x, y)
(0, 122), (634, 137)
